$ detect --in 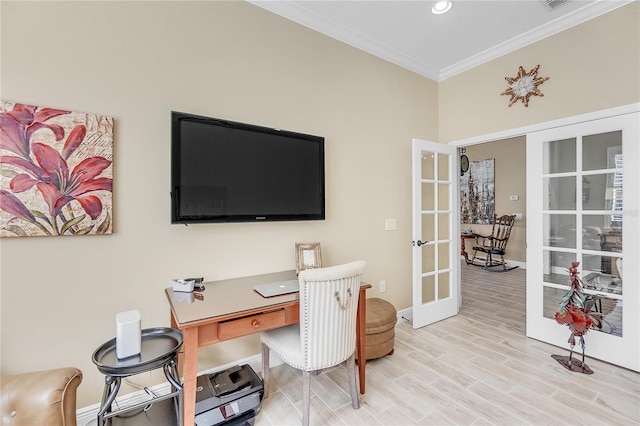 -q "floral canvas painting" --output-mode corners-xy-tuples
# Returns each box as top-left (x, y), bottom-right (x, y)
(460, 158), (495, 225)
(0, 101), (113, 237)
